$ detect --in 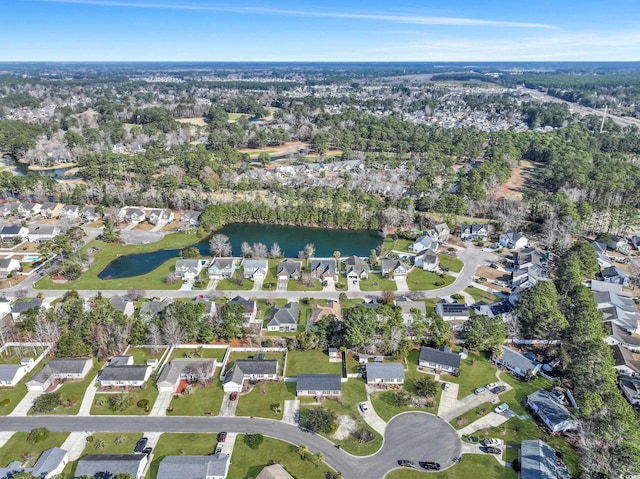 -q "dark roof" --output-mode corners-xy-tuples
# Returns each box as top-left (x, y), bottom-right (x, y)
(224, 359), (278, 384)
(157, 454), (230, 479)
(520, 439), (570, 479)
(296, 374), (342, 392)
(419, 346), (461, 369)
(499, 346), (538, 373)
(11, 298), (42, 313)
(611, 344), (640, 373)
(276, 259), (302, 276)
(438, 302), (469, 316)
(75, 454), (146, 479)
(229, 296), (256, 313)
(268, 302), (299, 327)
(100, 365), (149, 382)
(365, 362), (405, 381)
(0, 225), (24, 235)
(140, 299), (170, 316)
(527, 389), (574, 429)
(310, 259), (336, 276)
